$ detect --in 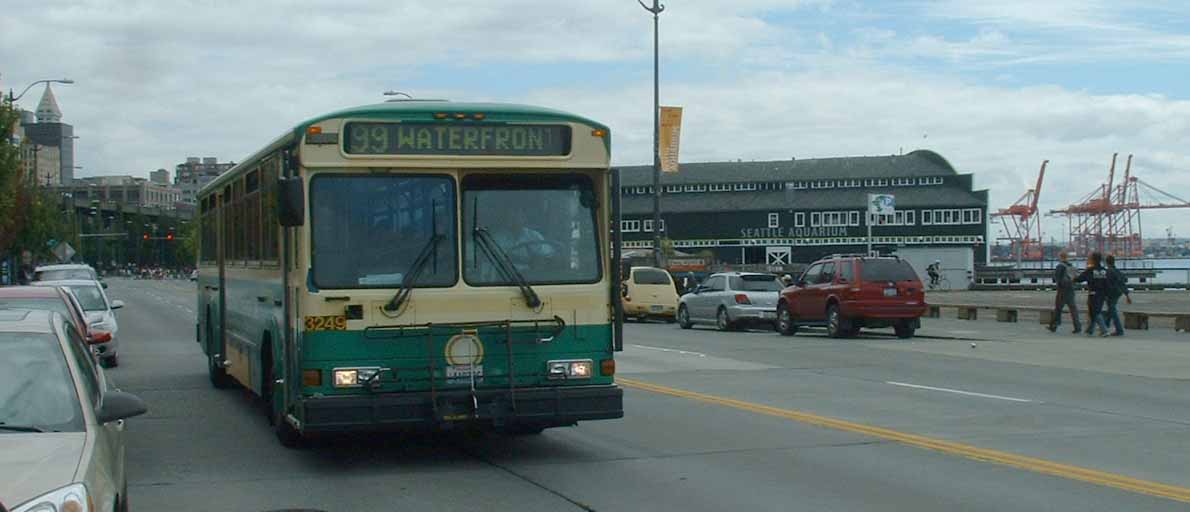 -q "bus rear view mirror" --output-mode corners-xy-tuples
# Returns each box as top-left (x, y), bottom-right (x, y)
(278, 177), (305, 227)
